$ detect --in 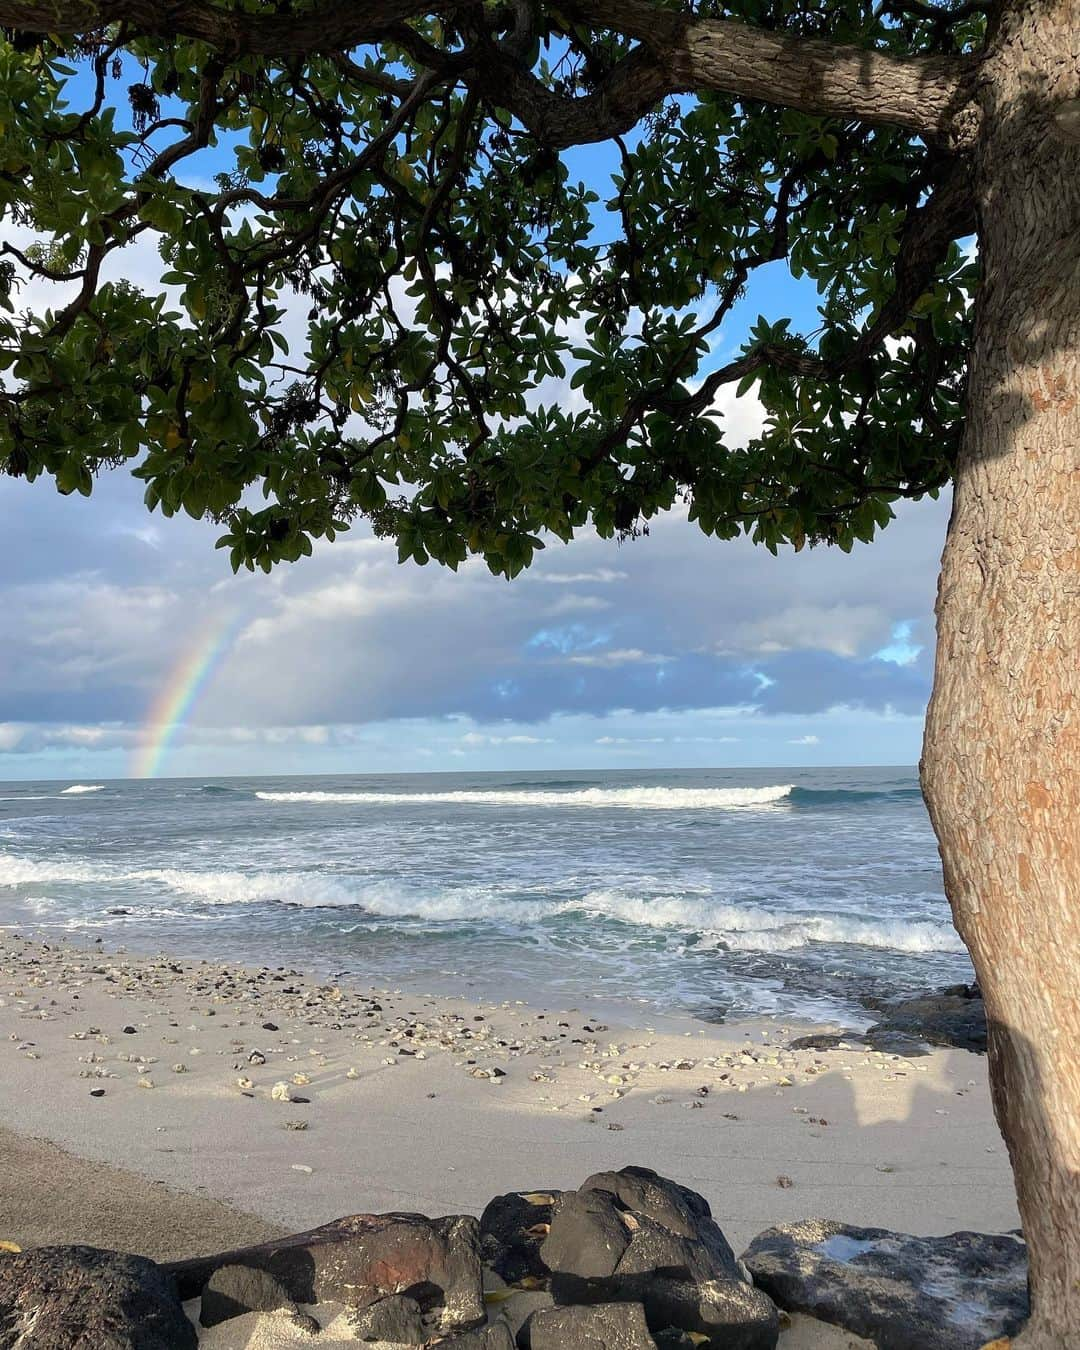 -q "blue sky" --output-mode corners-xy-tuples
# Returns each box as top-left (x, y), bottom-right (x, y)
(0, 72), (948, 781)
